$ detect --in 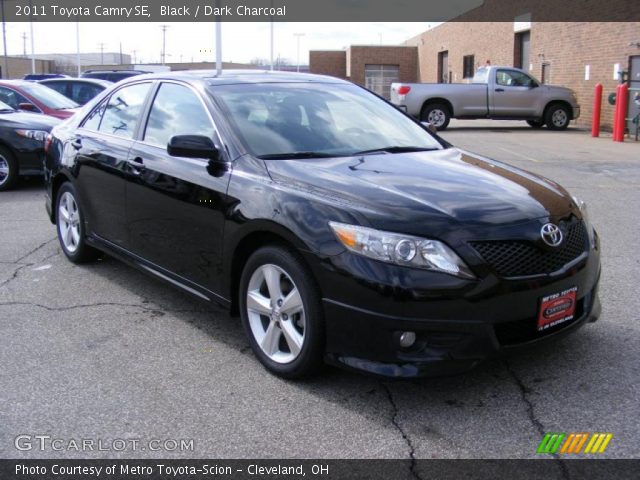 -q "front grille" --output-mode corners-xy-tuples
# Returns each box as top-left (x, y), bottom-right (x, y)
(470, 219), (587, 278)
(494, 294), (587, 346)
